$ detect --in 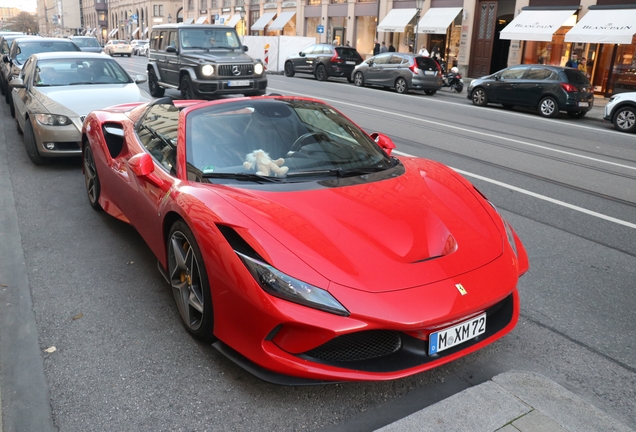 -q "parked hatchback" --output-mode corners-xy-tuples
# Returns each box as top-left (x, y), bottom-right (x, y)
(467, 65), (593, 118)
(284, 44), (363, 82)
(352, 53), (443, 95)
